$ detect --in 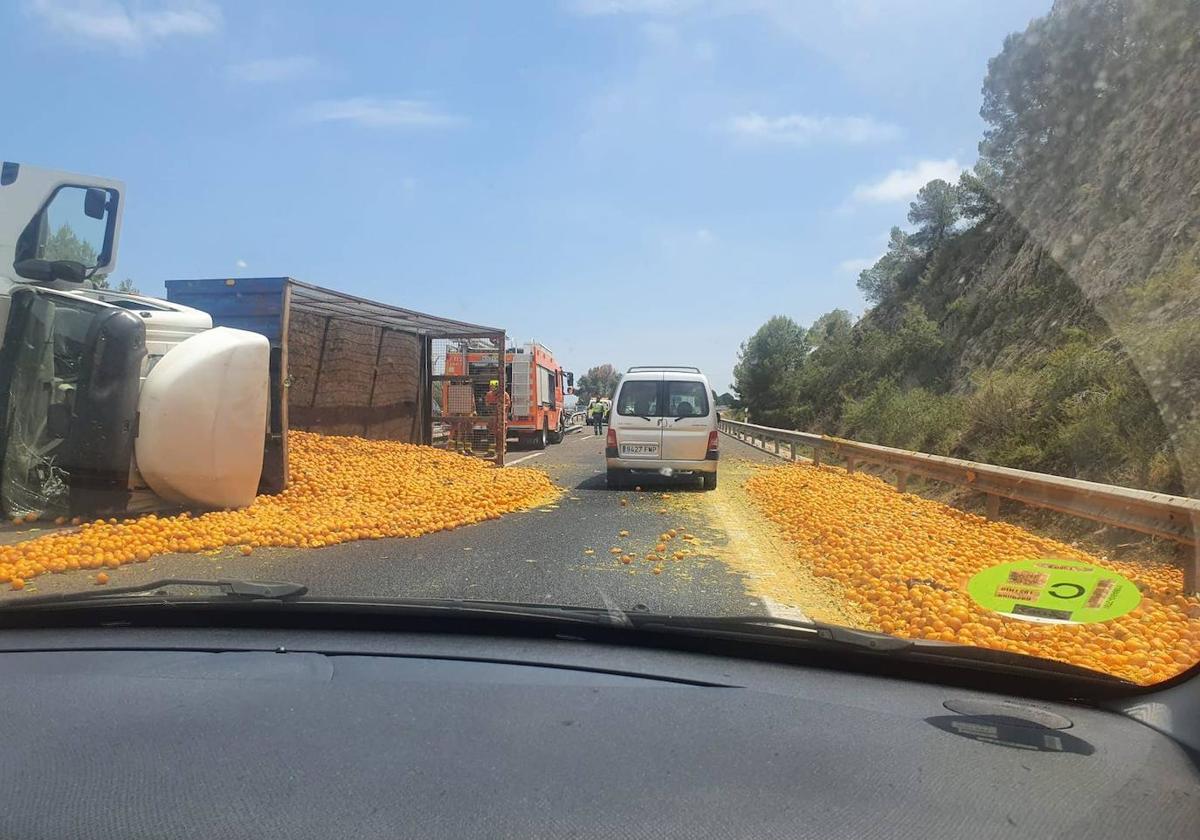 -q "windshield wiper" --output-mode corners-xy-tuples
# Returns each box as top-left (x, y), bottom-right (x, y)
(624, 613), (1129, 683)
(3, 578), (308, 608)
(0, 592), (1129, 685)
(628, 613), (913, 650)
